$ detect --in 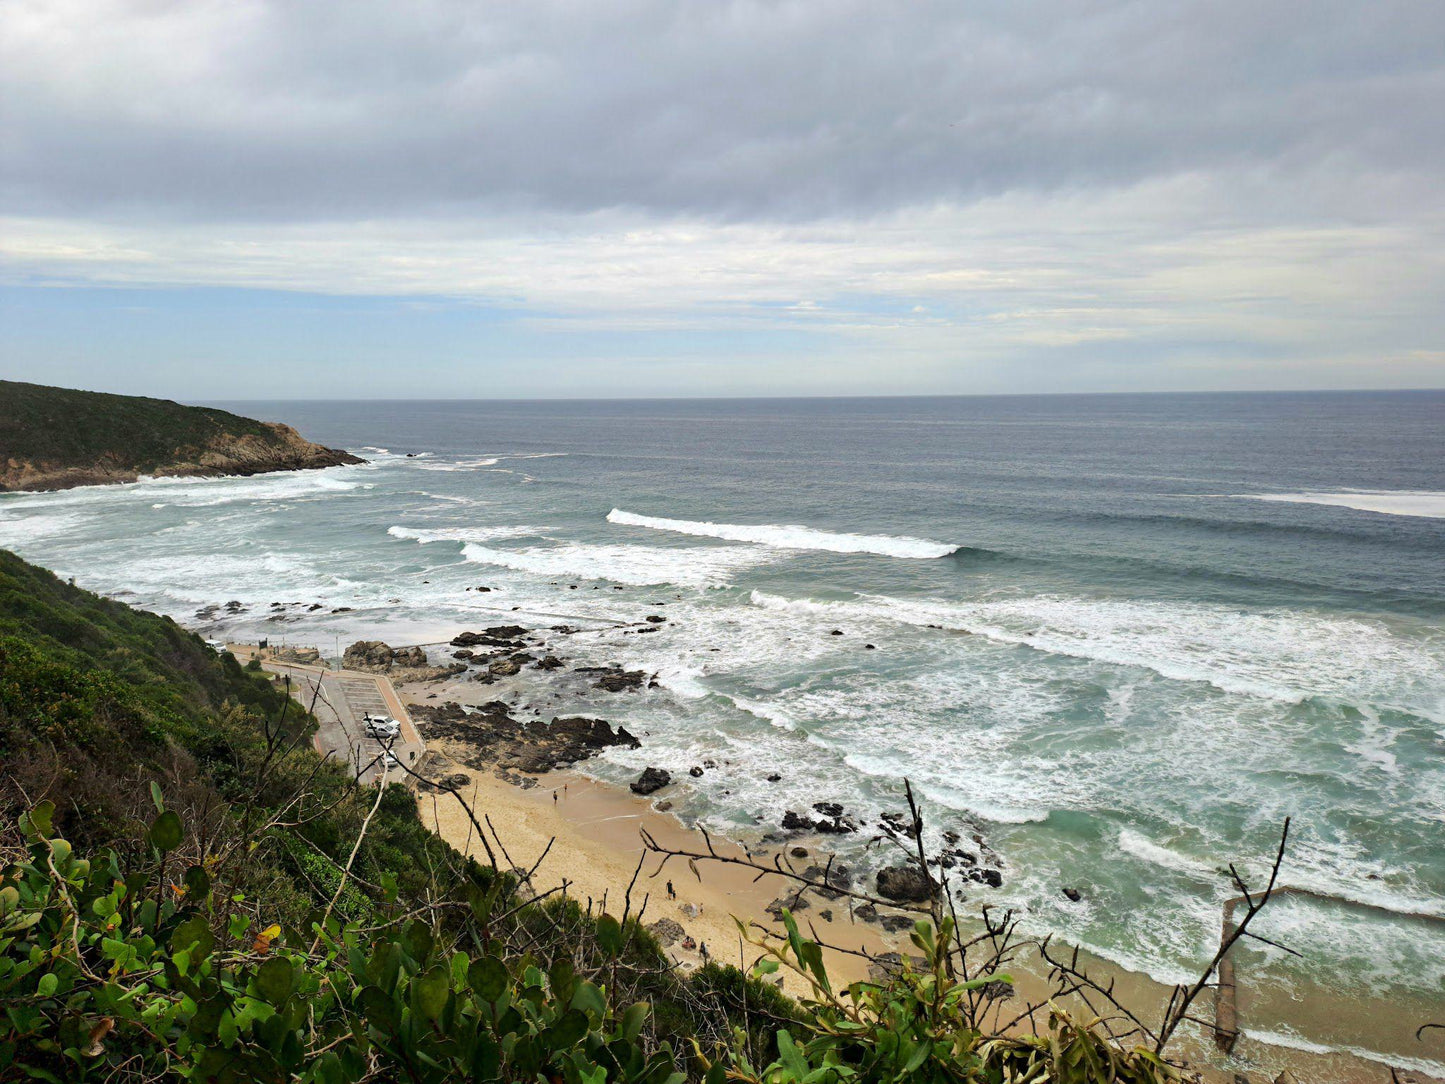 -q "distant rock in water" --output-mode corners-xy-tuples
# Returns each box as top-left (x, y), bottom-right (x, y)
(0, 379), (362, 492)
